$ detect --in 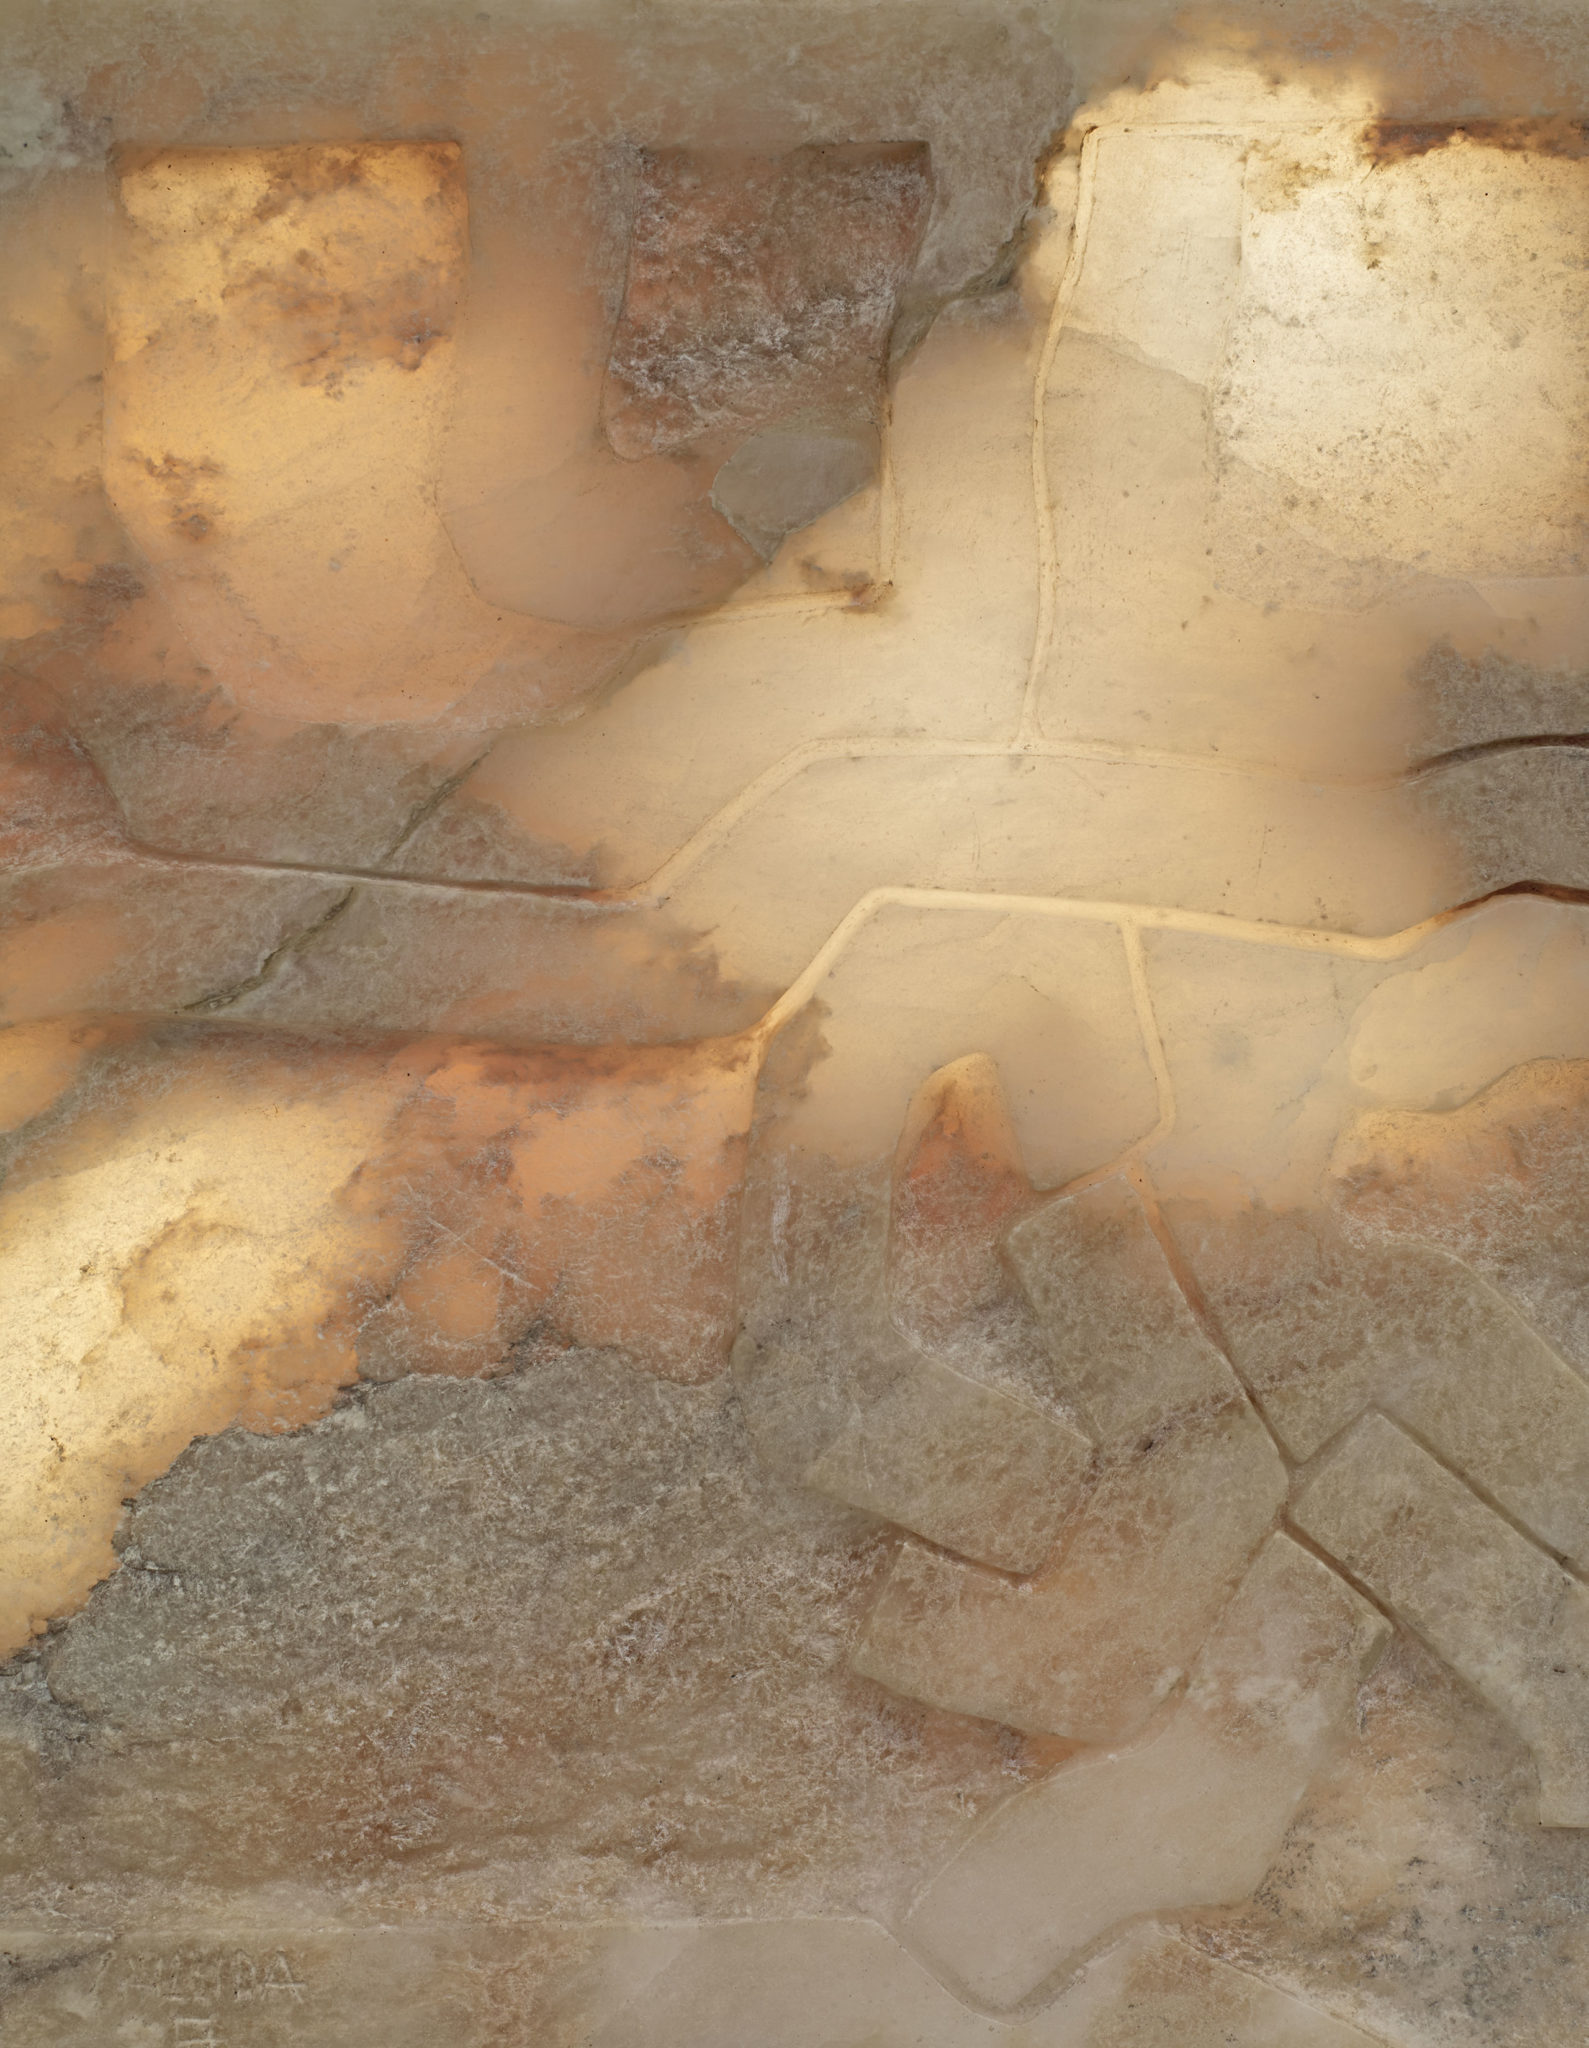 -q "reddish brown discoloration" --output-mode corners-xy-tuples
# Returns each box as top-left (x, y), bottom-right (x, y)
(603, 141), (933, 459)
(1363, 117), (1589, 164)
(889, 1052), (1038, 1354)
